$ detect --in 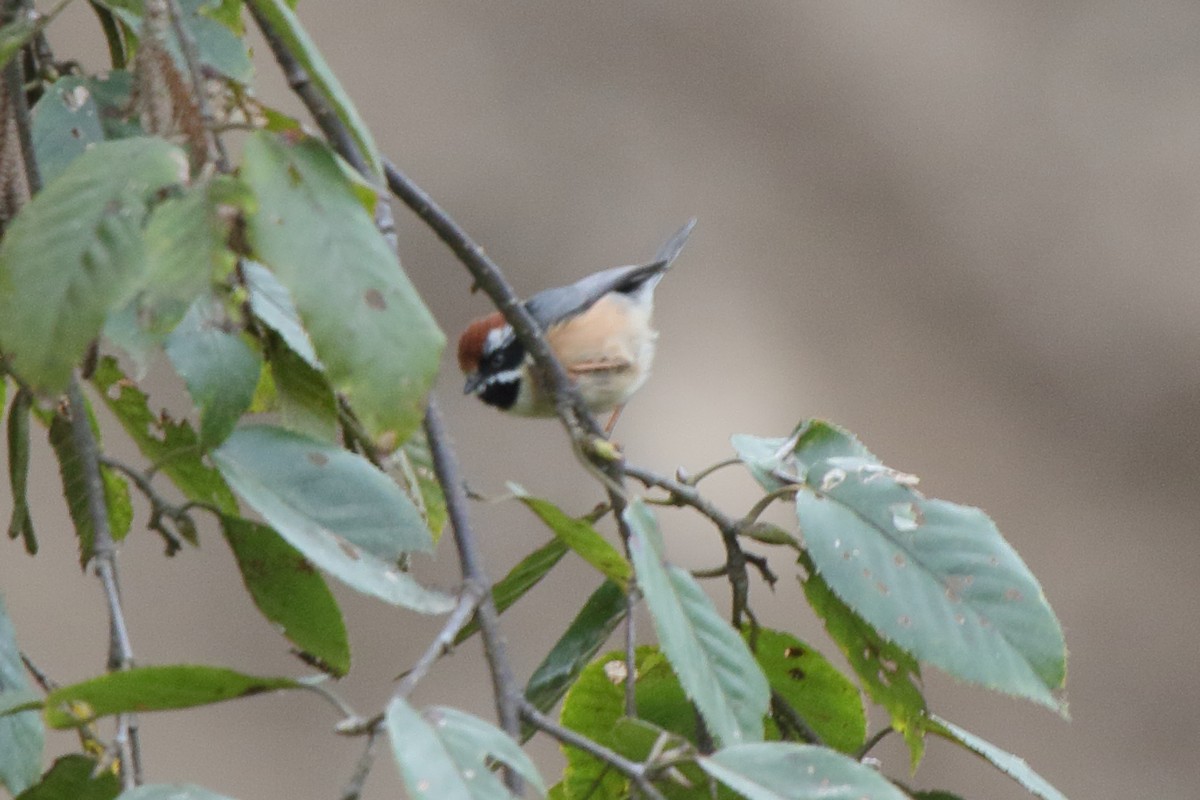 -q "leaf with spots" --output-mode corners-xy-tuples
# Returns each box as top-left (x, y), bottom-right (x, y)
(220, 516), (349, 676)
(781, 420), (1066, 712)
(40, 666), (301, 729)
(747, 627), (866, 753)
(241, 132), (443, 445)
(384, 697), (545, 800)
(212, 425), (452, 613)
(698, 742), (909, 800)
(801, 562), (927, 768)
